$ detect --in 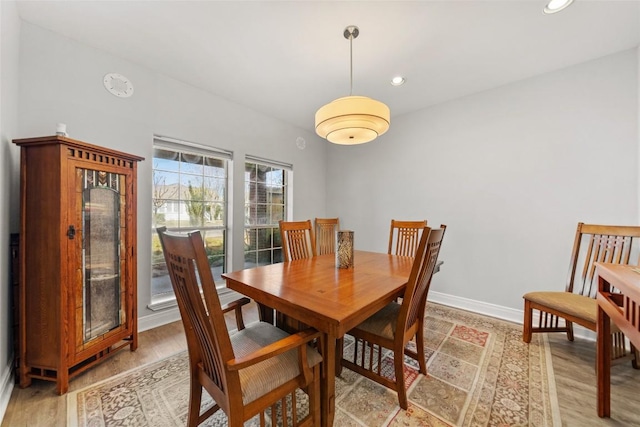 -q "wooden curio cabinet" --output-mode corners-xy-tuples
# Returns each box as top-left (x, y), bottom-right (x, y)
(13, 135), (144, 394)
